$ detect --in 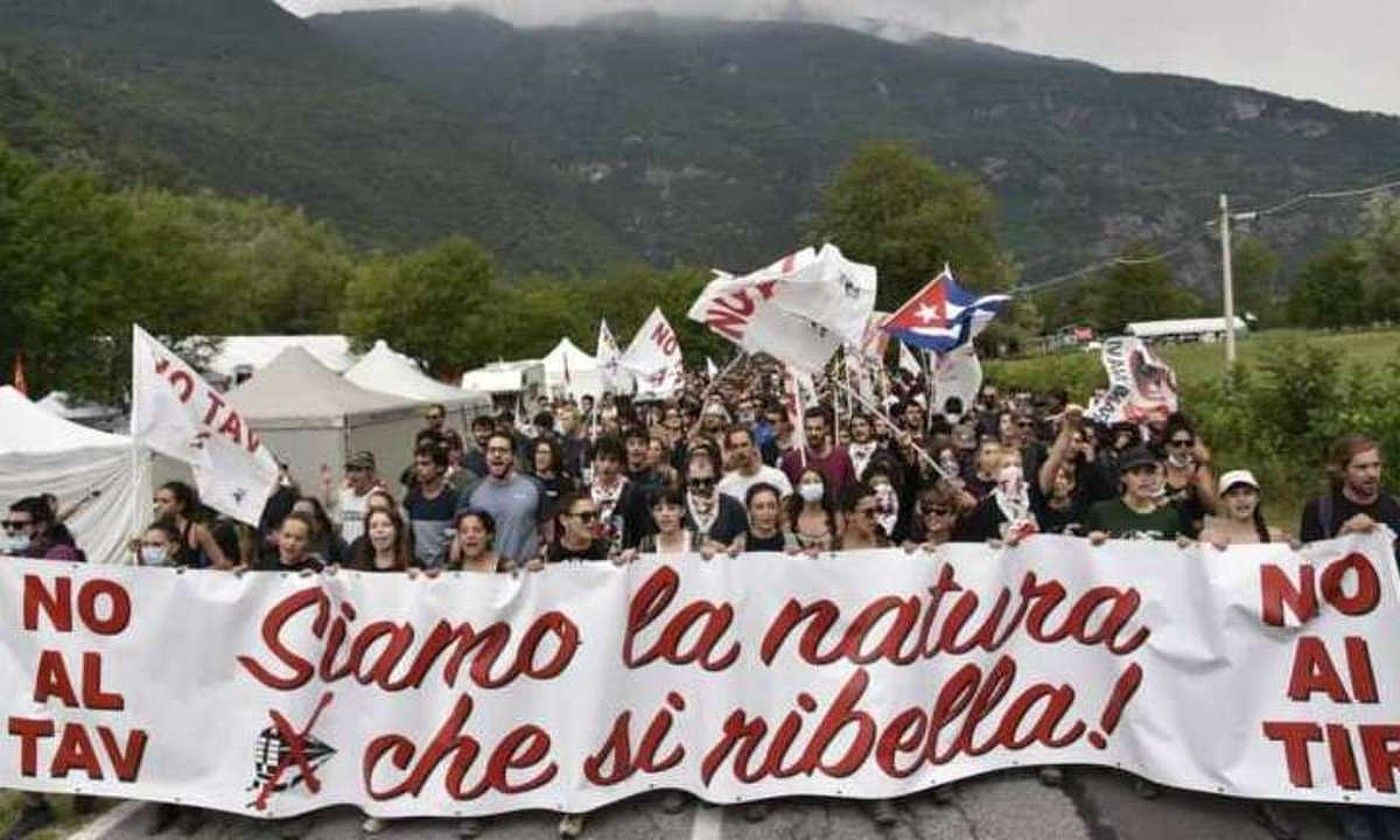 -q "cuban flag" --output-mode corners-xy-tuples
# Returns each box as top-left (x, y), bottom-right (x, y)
(882, 266), (1010, 353)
